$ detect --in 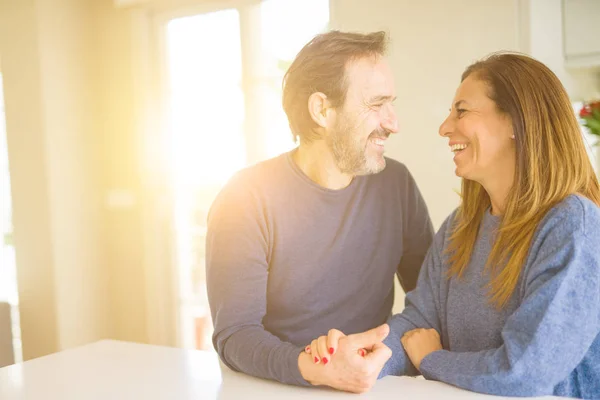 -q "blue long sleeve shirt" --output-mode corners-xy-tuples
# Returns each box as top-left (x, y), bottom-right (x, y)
(382, 194), (600, 399)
